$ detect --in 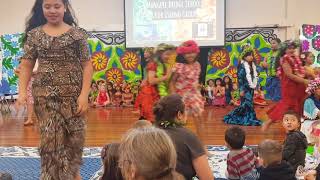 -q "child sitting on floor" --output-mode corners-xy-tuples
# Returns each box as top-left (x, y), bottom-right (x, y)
(254, 86), (268, 106)
(282, 110), (308, 173)
(205, 79), (215, 105)
(225, 126), (259, 179)
(230, 83), (240, 106)
(258, 139), (296, 180)
(213, 78), (226, 106)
